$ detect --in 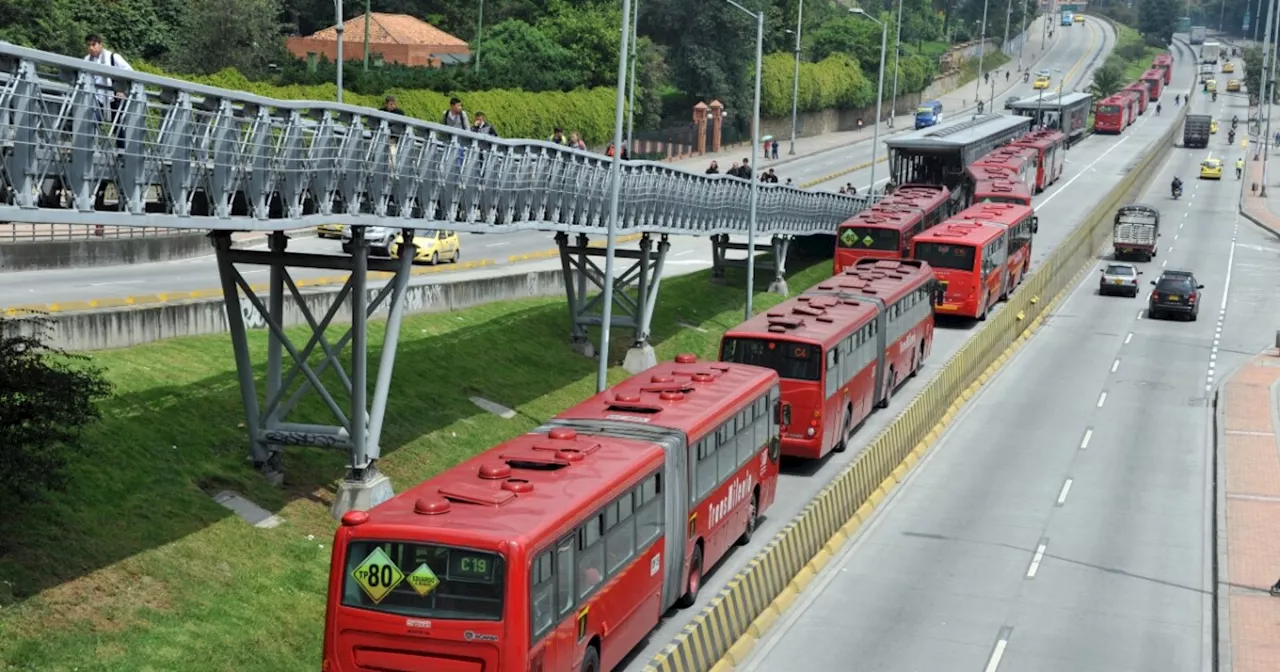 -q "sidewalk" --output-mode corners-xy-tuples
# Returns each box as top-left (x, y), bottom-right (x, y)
(1239, 157), (1280, 239)
(1218, 348), (1280, 672)
(667, 15), (1057, 176)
